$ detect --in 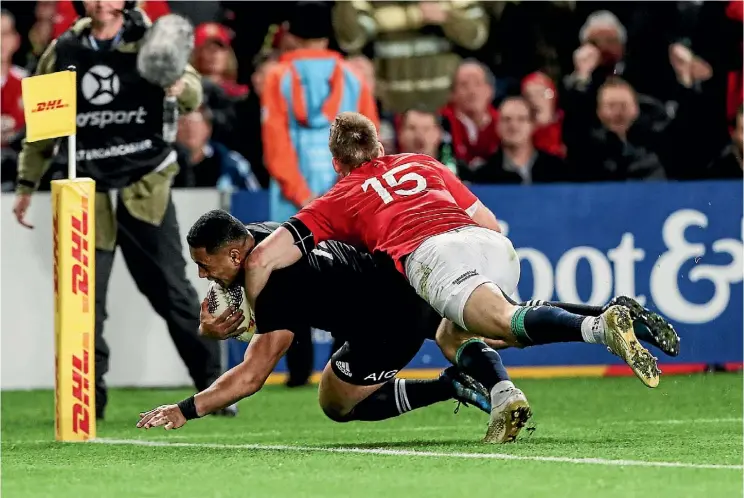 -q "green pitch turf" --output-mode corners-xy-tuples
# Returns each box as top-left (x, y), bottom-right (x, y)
(2, 374), (742, 498)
